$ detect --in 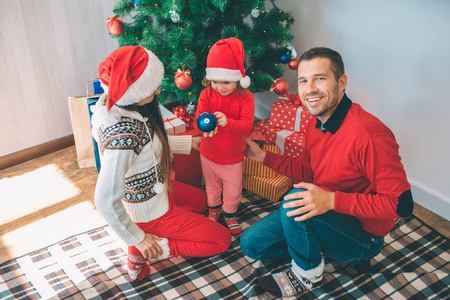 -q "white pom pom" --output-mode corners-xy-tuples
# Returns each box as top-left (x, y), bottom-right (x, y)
(153, 181), (165, 194)
(240, 76), (251, 89)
